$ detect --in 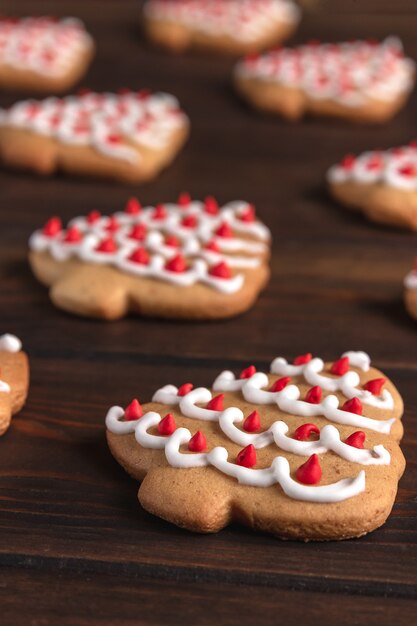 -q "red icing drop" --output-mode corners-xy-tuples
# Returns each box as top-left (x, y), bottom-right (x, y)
(96, 237), (117, 254)
(240, 204), (256, 223)
(87, 210), (101, 224)
(294, 423), (320, 441)
(125, 197), (142, 214)
(158, 413), (176, 435)
(330, 356), (350, 376)
(236, 444), (257, 468)
(181, 215), (197, 228)
(188, 431), (207, 452)
(363, 378), (386, 395)
(42, 217), (62, 237)
(239, 365), (256, 379)
(342, 397), (363, 415)
(178, 383), (193, 397)
(128, 247), (150, 265)
(344, 431), (366, 448)
(295, 454), (322, 485)
(128, 224), (147, 241)
(165, 235), (180, 248)
(63, 226), (82, 243)
(209, 262), (232, 280)
(178, 192), (191, 207)
(215, 222), (233, 238)
(293, 353), (312, 365)
(270, 376), (291, 392)
(107, 133), (122, 144)
(124, 399), (143, 421)
(206, 394), (224, 411)
(165, 254), (187, 273)
(305, 386), (322, 404)
(341, 154), (355, 170)
(152, 204), (167, 220)
(204, 196), (219, 215)
(398, 164), (415, 177)
(243, 410), (261, 433)
(205, 240), (220, 252)
(105, 216), (119, 233)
